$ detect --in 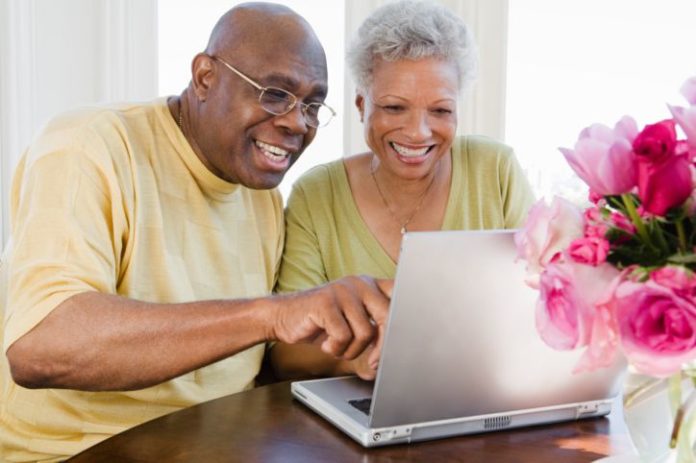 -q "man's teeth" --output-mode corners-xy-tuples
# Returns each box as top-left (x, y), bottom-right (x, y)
(256, 140), (290, 160)
(391, 142), (430, 157)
